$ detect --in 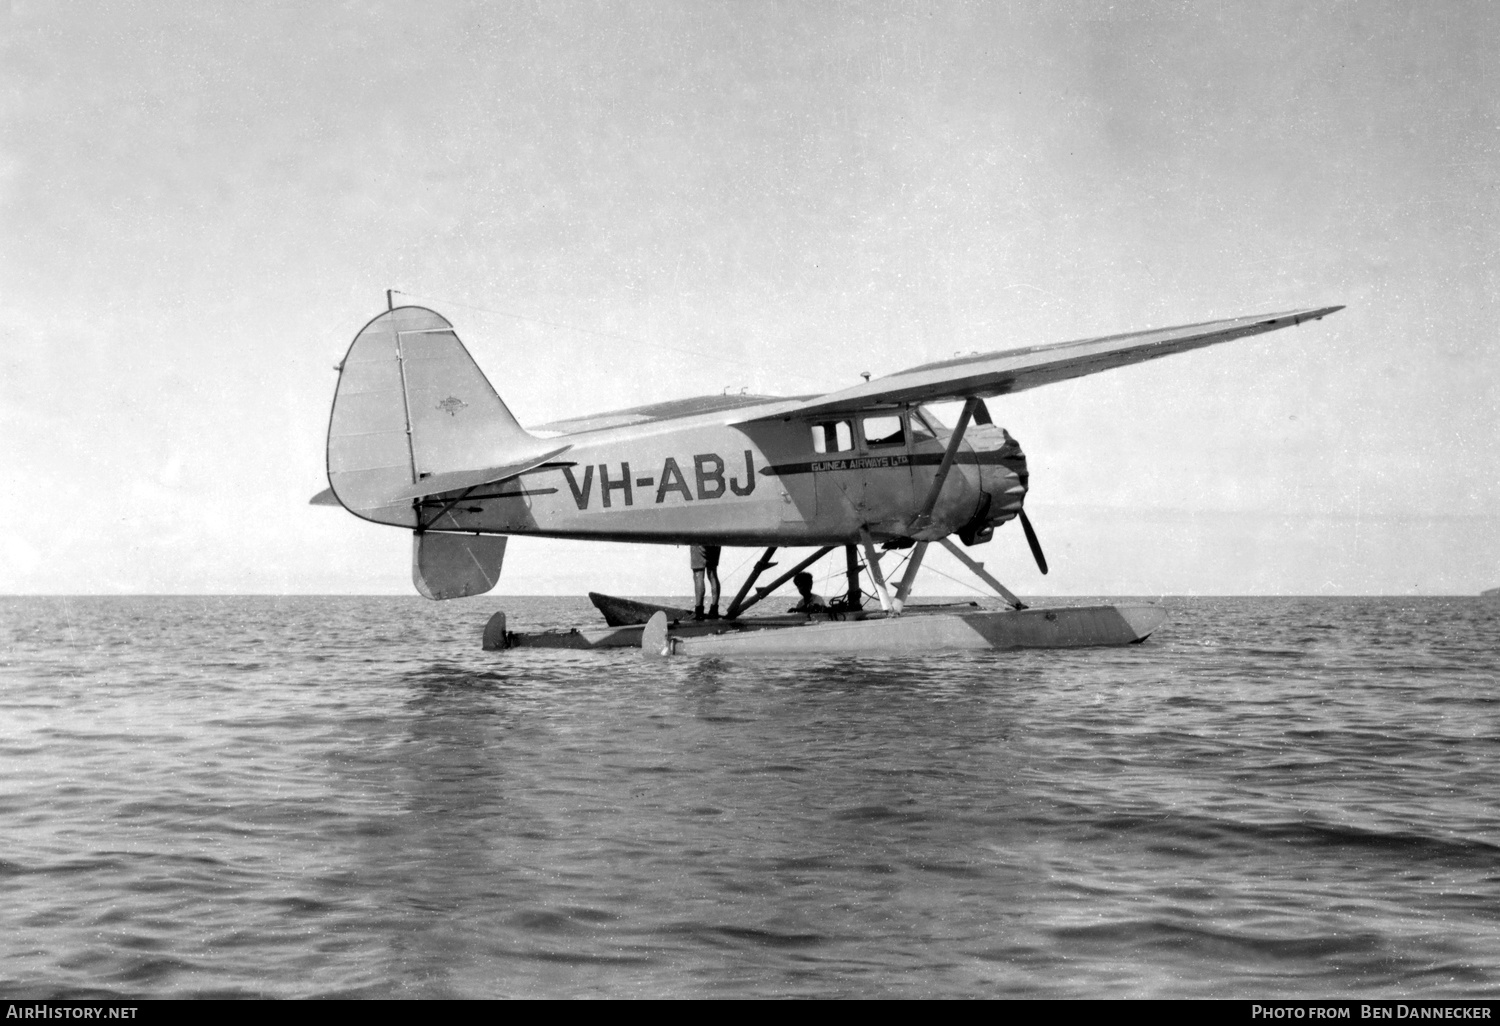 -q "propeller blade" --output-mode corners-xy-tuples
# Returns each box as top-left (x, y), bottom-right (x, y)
(1019, 509), (1048, 575)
